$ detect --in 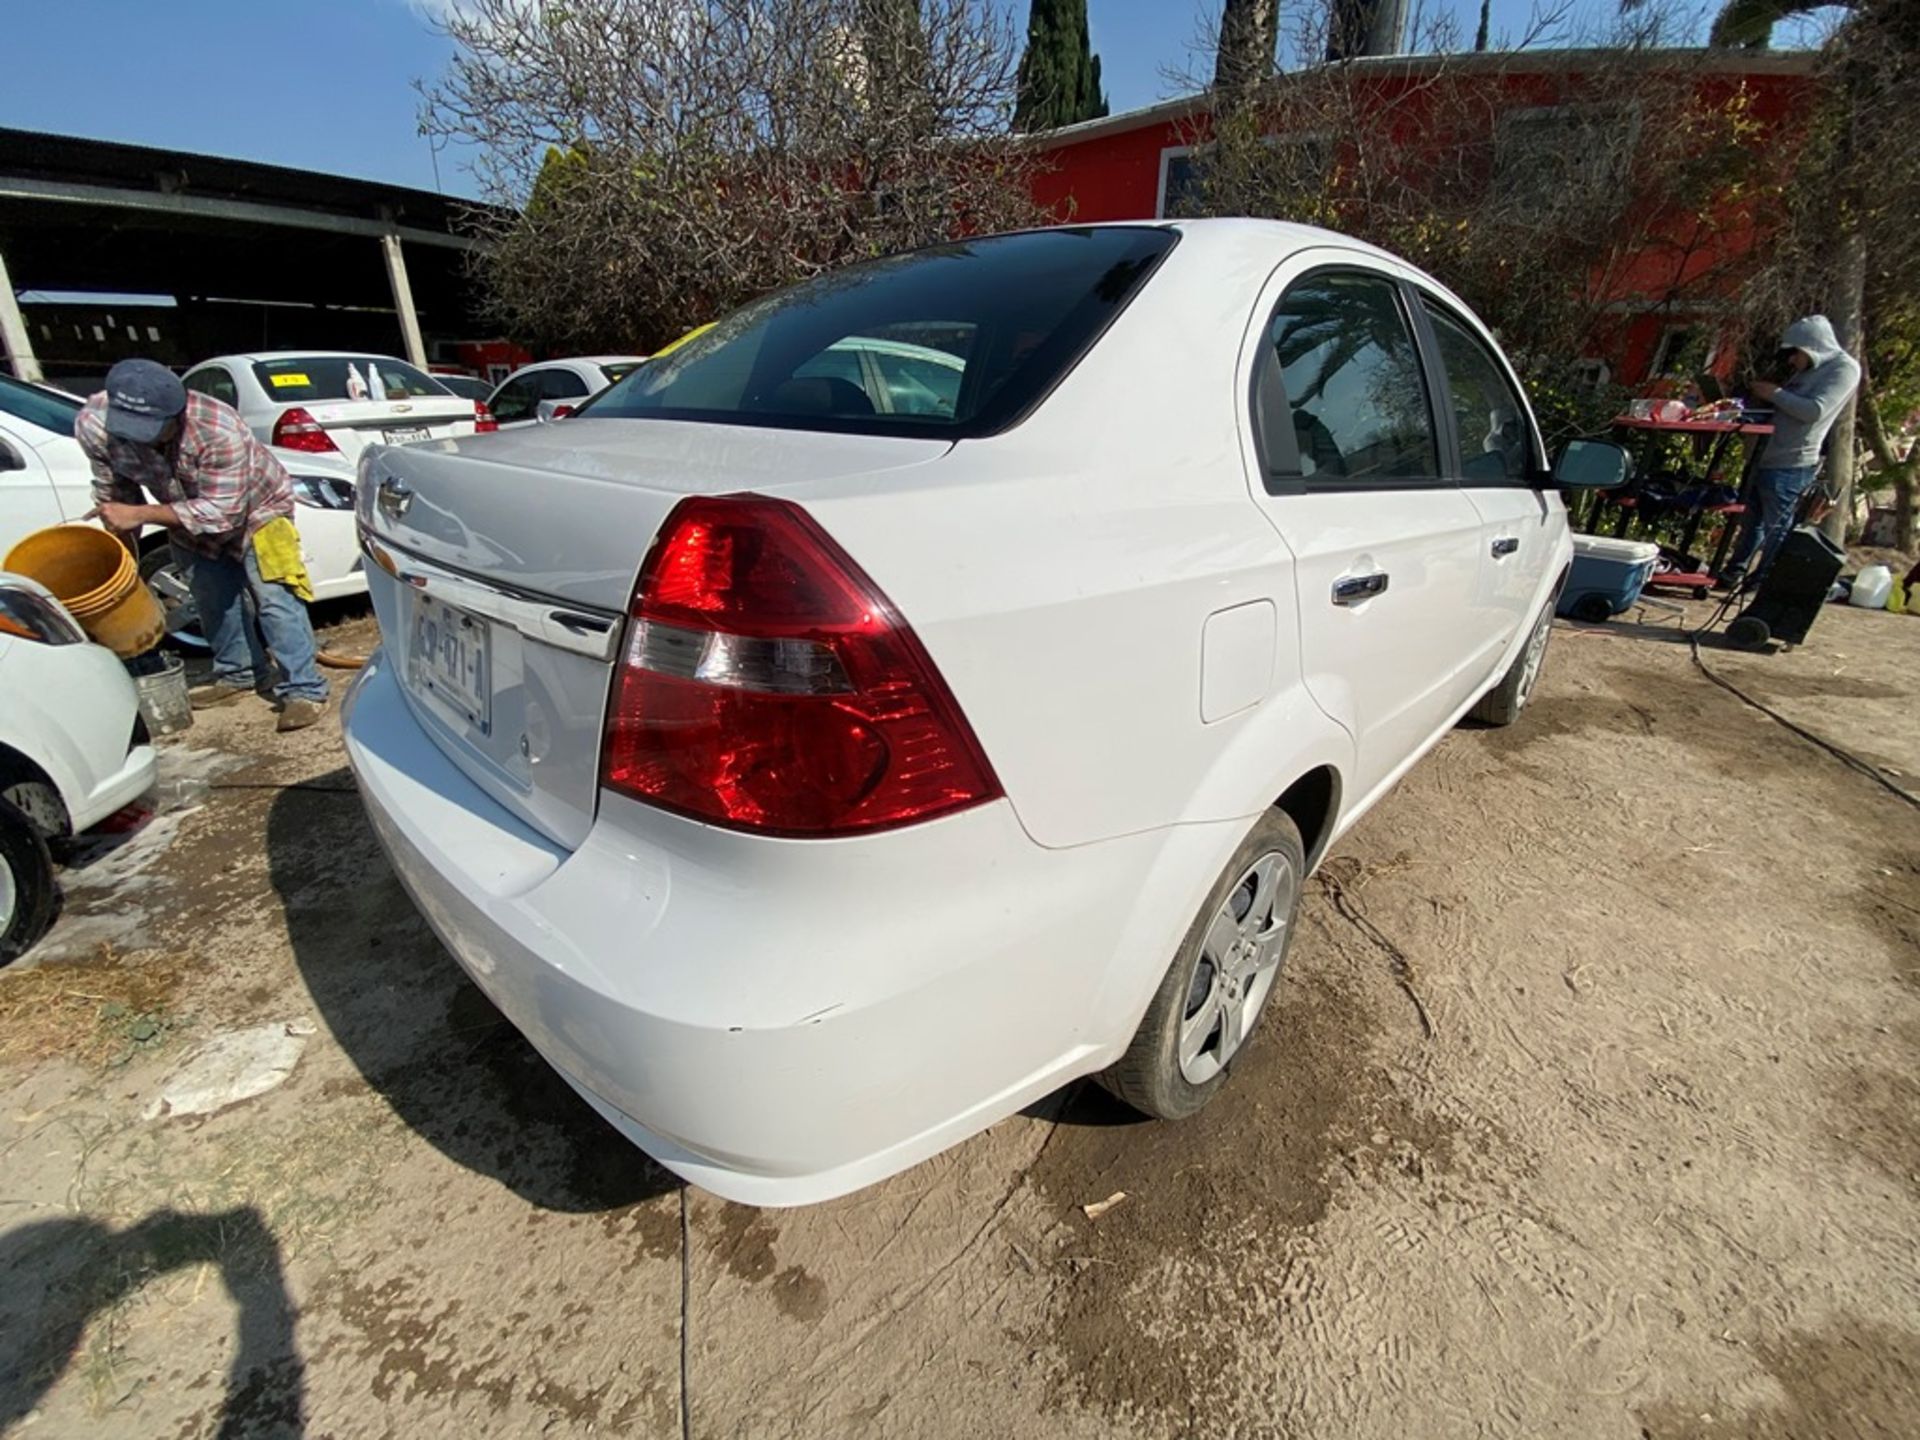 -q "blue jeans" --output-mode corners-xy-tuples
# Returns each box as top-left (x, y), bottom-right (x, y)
(175, 541), (328, 704)
(1726, 464), (1818, 579)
